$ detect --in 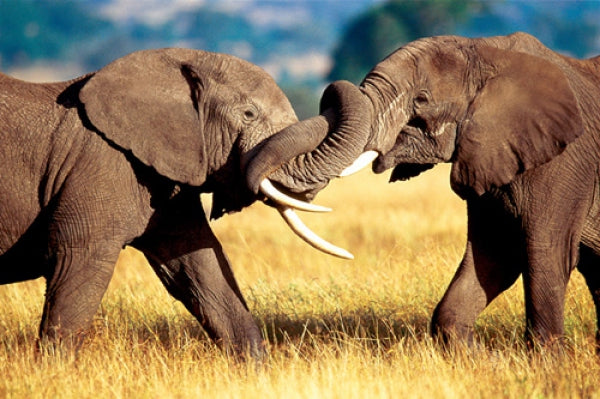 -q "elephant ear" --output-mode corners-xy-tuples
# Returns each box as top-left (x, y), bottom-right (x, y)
(450, 45), (584, 197)
(80, 49), (207, 186)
